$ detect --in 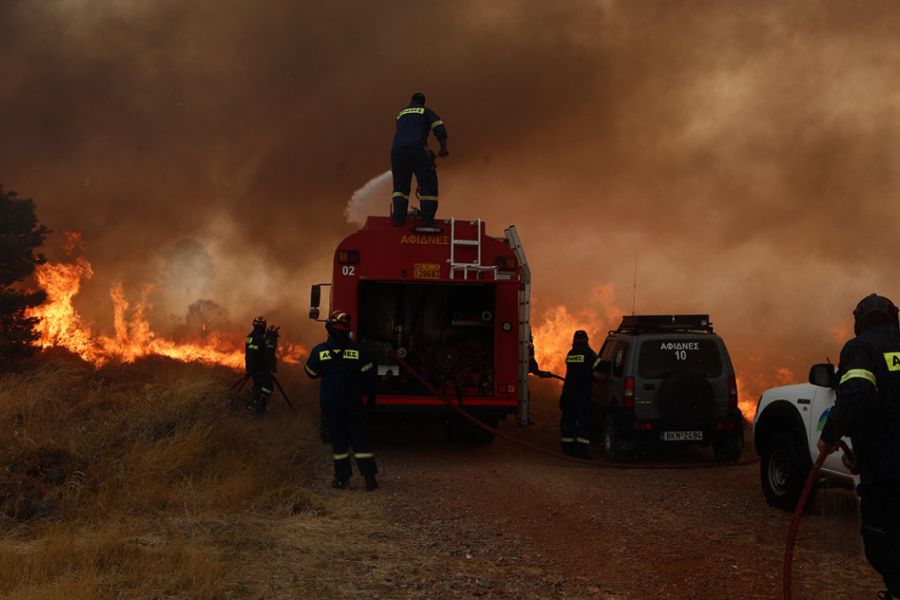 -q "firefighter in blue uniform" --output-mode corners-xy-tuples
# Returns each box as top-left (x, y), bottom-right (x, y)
(305, 311), (379, 491)
(819, 294), (900, 600)
(560, 330), (596, 458)
(391, 92), (448, 227)
(245, 316), (273, 415)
